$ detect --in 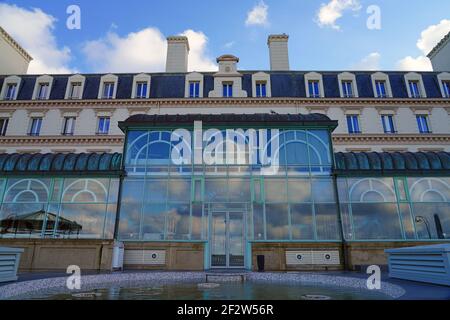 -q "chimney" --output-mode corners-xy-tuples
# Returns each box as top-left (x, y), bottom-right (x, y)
(166, 36), (190, 73)
(268, 34), (290, 71)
